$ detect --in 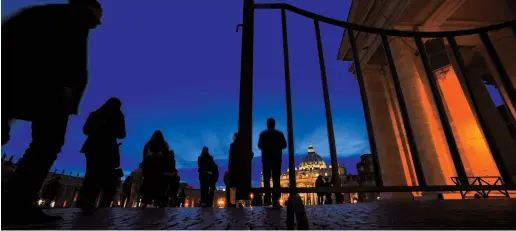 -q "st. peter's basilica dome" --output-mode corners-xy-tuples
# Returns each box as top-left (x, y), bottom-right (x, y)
(298, 144), (327, 171)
